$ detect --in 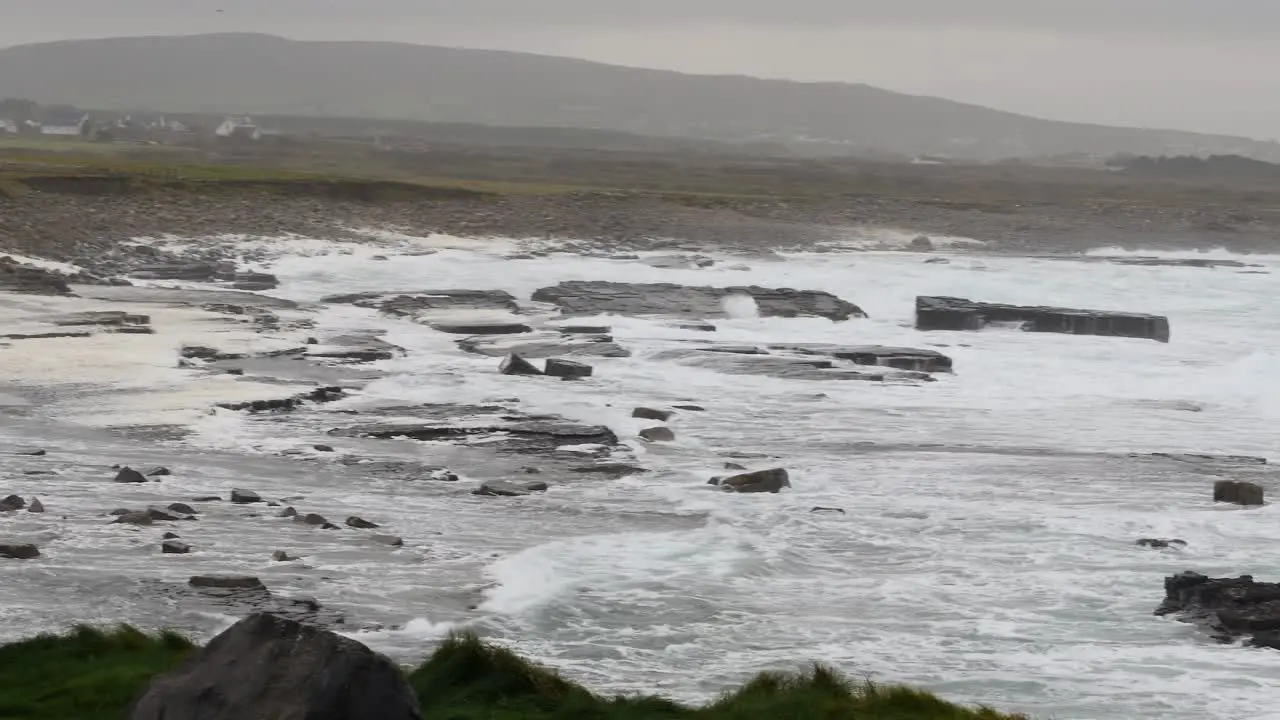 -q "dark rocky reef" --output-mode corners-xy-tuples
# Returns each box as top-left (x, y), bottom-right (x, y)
(0, 255), (72, 295)
(531, 281), (865, 321)
(1157, 571), (1280, 649)
(915, 295), (1170, 342)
